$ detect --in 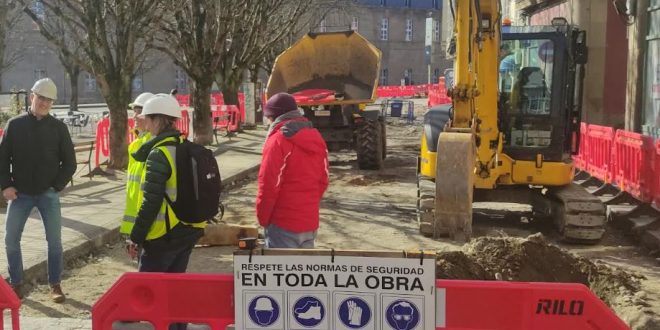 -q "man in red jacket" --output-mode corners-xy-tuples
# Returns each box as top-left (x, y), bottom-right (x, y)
(257, 93), (329, 248)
